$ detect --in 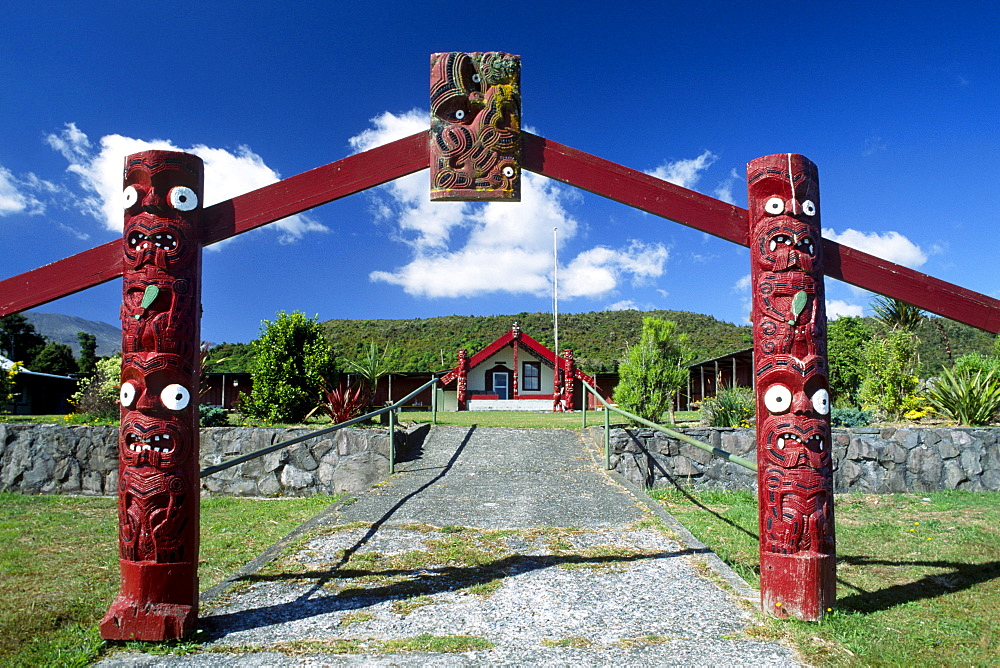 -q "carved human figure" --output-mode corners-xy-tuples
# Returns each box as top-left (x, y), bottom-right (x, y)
(102, 151), (203, 641)
(430, 51), (521, 201)
(748, 153), (835, 621)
